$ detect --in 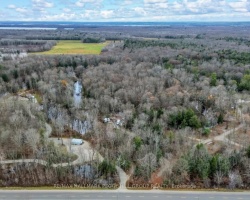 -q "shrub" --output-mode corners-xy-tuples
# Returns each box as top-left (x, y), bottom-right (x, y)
(217, 113), (224, 124)
(98, 160), (116, 178)
(246, 145), (250, 158)
(239, 74), (250, 91)
(210, 72), (217, 86)
(1, 74), (9, 82)
(133, 136), (143, 151)
(210, 155), (230, 177)
(203, 127), (210, 136)
(188, 144), (211, 179)
(117, 155), (131, 171)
